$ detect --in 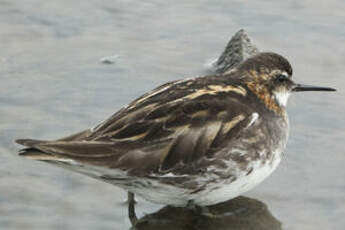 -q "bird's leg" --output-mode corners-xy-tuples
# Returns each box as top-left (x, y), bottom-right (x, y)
(123, 191), (137, 204)
(127, 192), (138, 226)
